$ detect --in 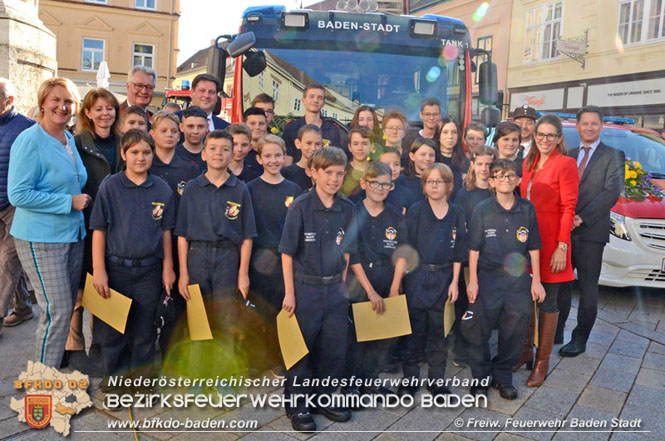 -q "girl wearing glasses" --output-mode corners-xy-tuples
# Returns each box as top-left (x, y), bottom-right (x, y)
(398, 163), (465, 398)
(345, 161), (407, 396)
(515, 114), (579, 387)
